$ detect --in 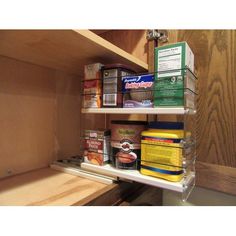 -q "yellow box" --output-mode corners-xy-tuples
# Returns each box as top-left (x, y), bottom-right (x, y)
(141, 129), (187, 182)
